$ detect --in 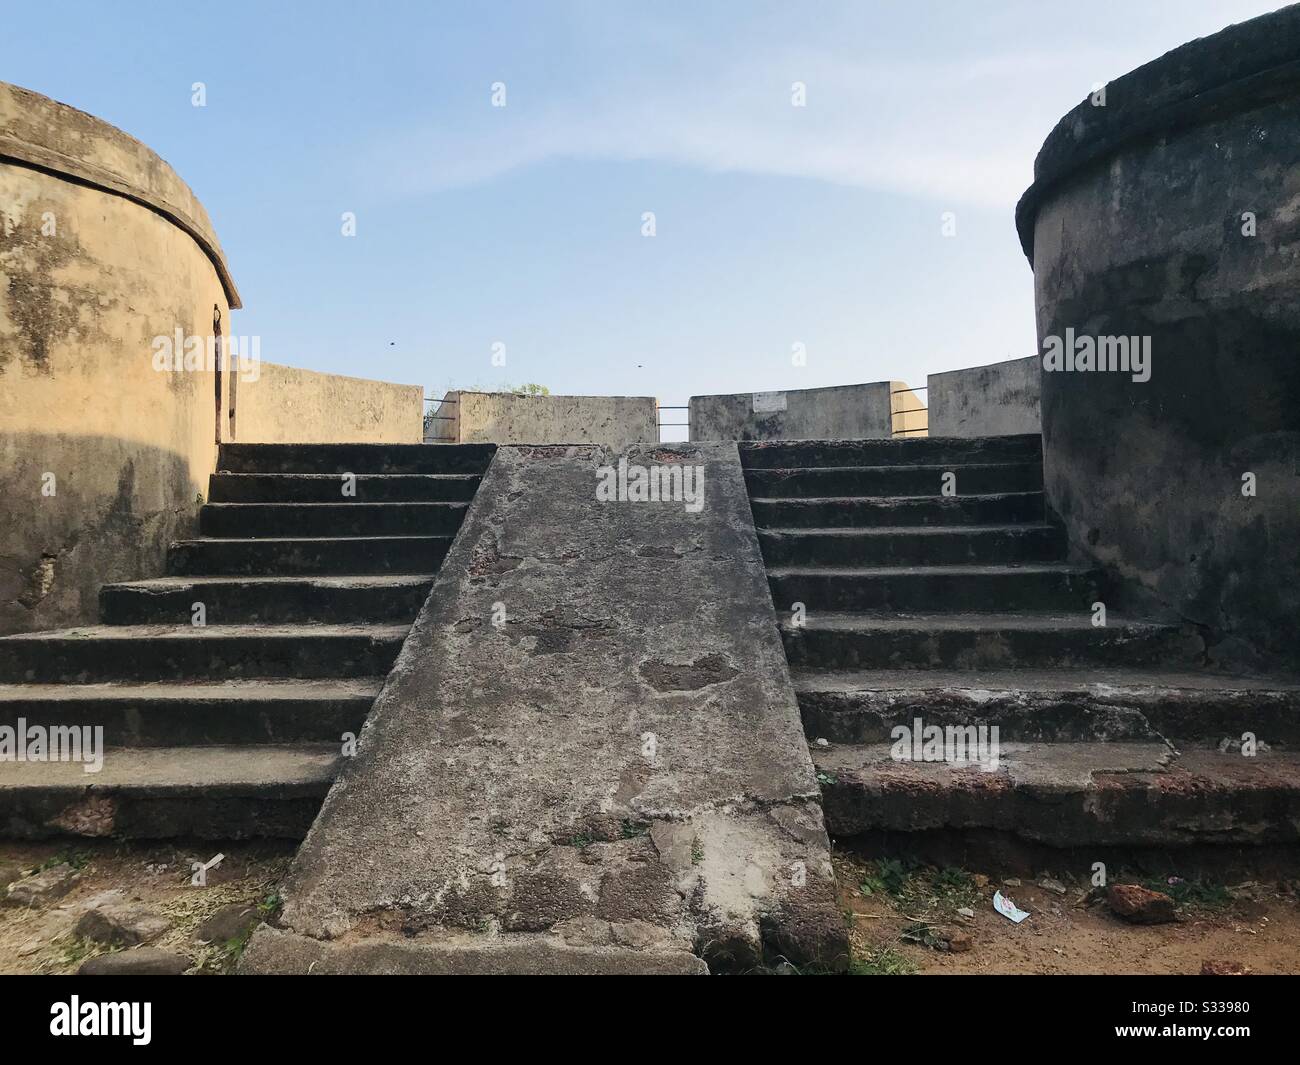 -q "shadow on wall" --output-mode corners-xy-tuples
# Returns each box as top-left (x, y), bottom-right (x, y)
(429, 391), (659, 448)
(1043, 316), (1300, 673)
(928, 356), (1039, 438)
(0, 434), (201, 635)
(689, 382), (898, 441)
(1019, 5), (1300, 671)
